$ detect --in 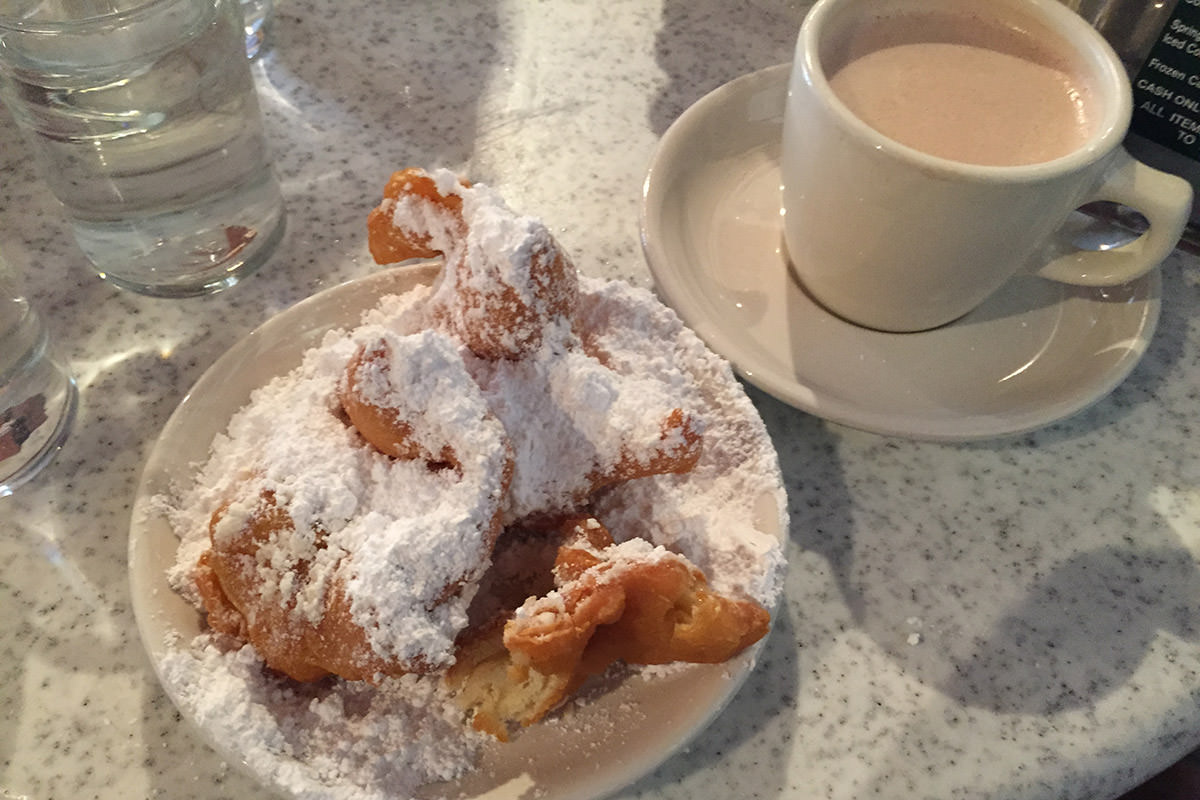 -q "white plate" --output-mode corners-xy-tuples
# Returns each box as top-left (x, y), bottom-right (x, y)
(640, 63), (1162, 441)
(129, 263), (786, 800)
